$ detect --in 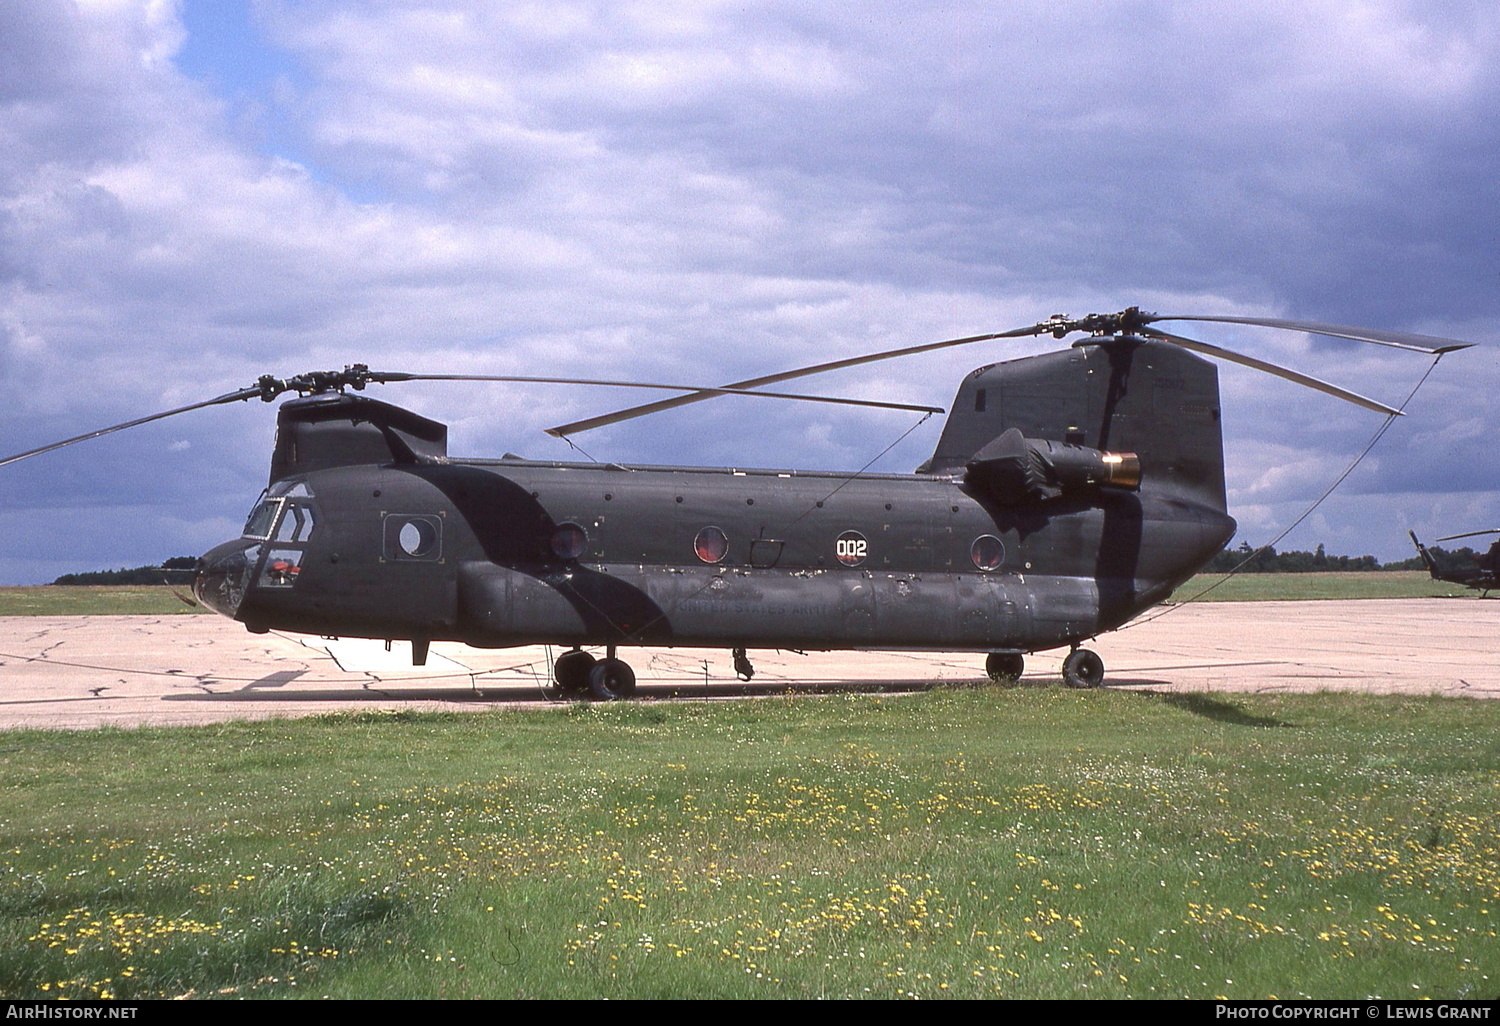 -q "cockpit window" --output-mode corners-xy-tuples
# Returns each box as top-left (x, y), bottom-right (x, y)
(257, 548), (303, 589)
(242, 496), (282, 540)
(270, 479), (315, 498)
(250, 498), (317, 588)
(273, 503), (316, 543)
